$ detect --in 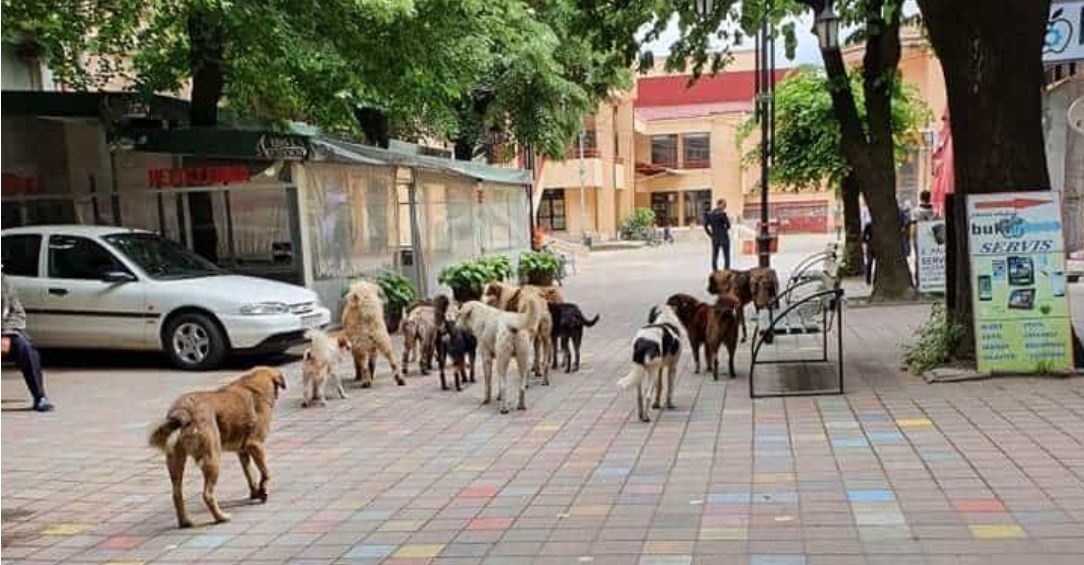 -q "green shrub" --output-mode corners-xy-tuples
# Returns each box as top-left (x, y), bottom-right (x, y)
(438, 257), (505, 296)
(375, 270), (417, 313)
(619, 208), (657, 241)
(902, 303), (965, 374)
(476, 254), (513, 281)
(517, 250), (561, 279)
